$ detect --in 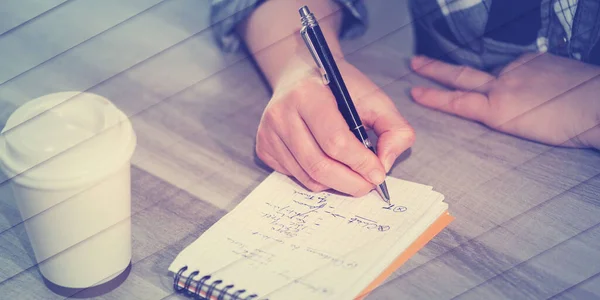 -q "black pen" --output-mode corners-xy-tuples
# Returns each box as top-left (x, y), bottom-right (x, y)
(299, 6), (391, 204)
